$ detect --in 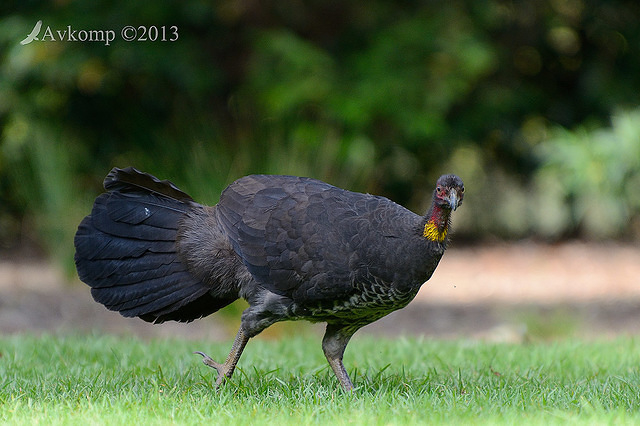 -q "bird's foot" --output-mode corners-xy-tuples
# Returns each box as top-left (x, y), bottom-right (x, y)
(194, 351), (230, 387)
(194, 328), (249, 388)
